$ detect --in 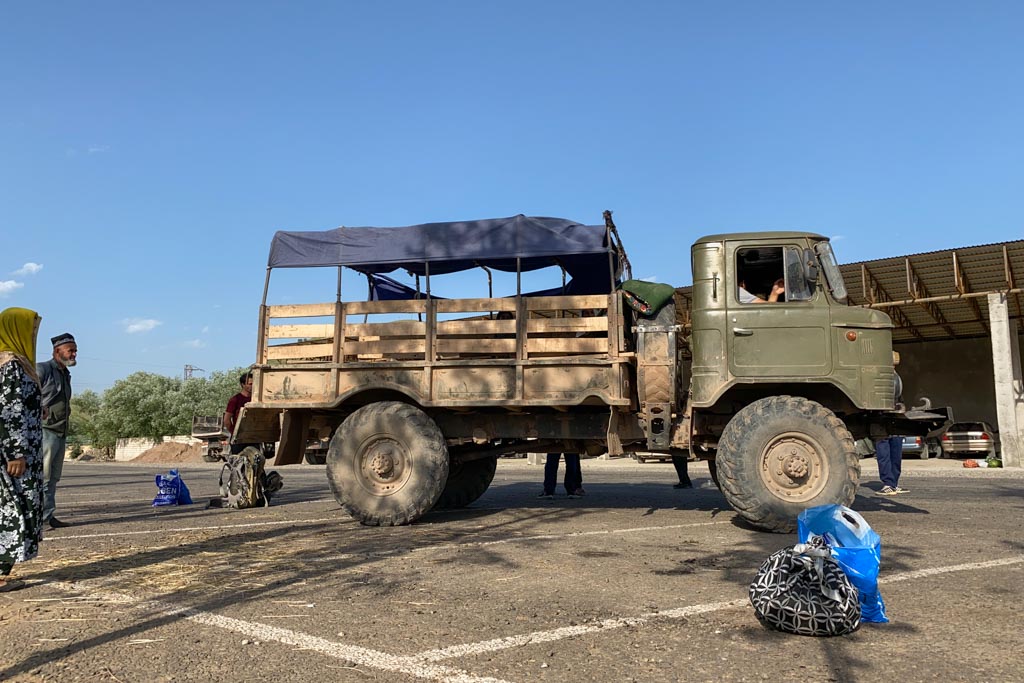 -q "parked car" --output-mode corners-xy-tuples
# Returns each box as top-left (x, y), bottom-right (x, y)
(940, 422), (1000, 457)
(901, 438), (933, 458)
(857, 435), (938, 460)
